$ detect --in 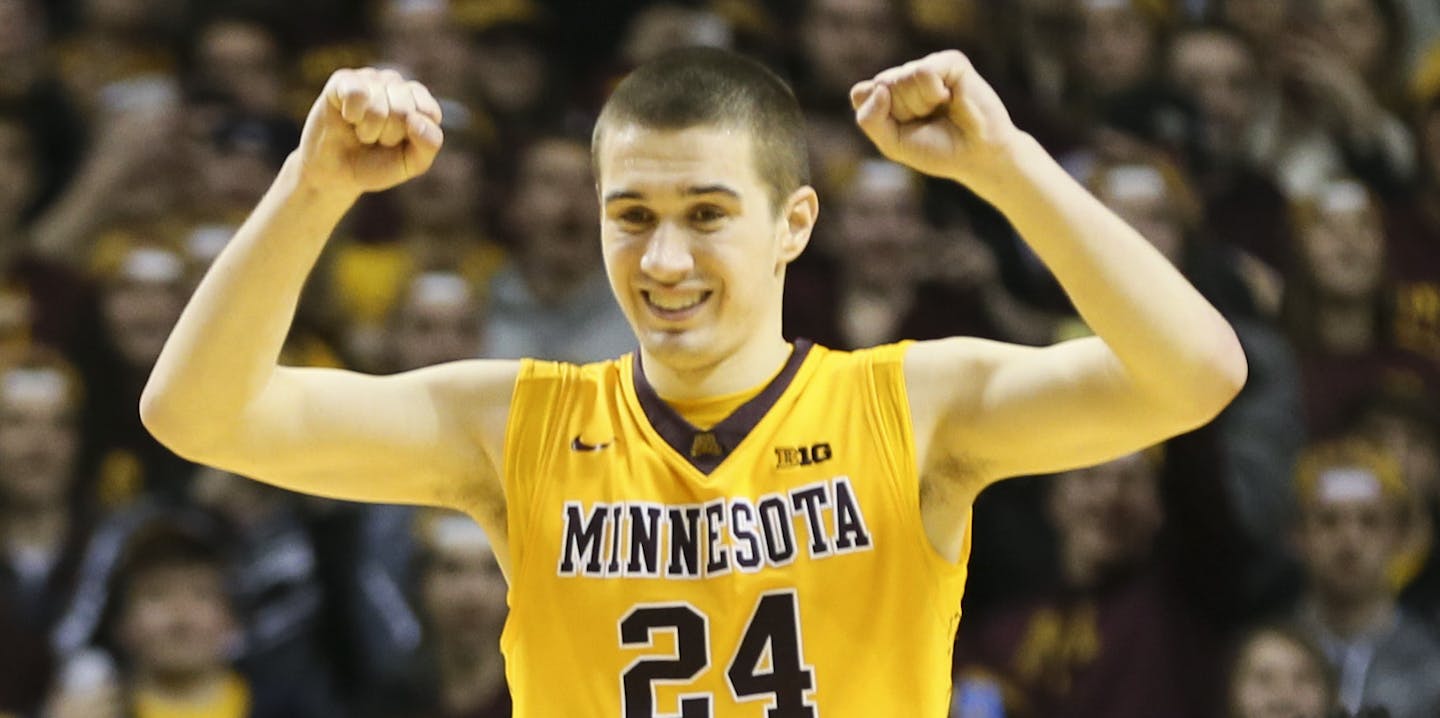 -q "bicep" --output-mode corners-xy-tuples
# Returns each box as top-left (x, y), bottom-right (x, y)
(907, 337), (1204, 484)
(197, 360), (520, 510)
